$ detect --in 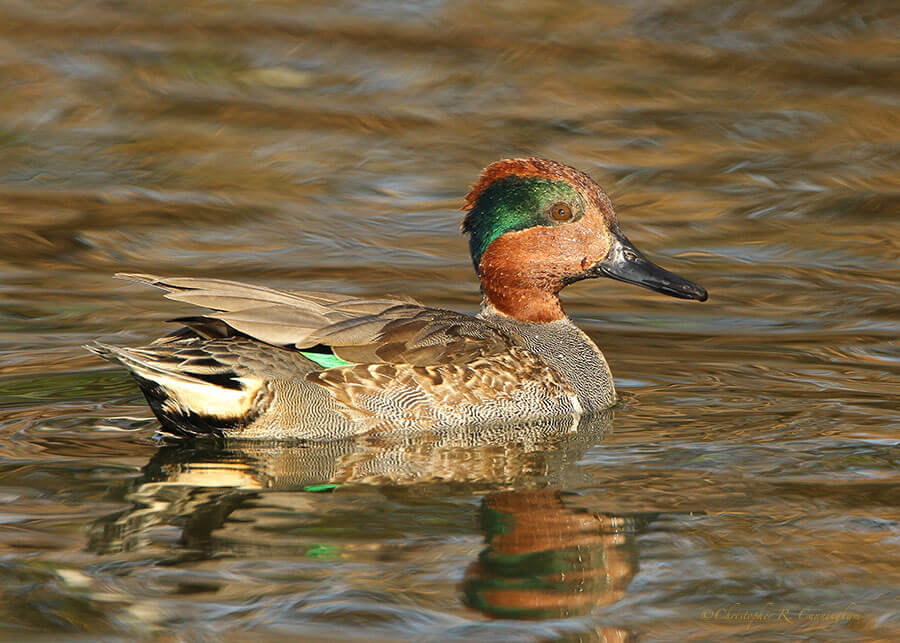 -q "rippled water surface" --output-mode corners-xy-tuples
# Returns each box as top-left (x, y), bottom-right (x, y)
(1, 1), (898, 640)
